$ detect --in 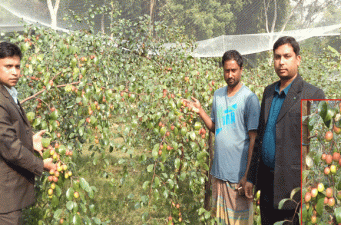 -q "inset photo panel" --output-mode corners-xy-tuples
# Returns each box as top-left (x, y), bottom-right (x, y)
(302, 100), (341, 224)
